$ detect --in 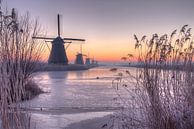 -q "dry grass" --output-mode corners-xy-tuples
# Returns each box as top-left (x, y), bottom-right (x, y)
(112, 25), (194, 129)
(0, 3), (44, 129)
(23, 80), (43, 100)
